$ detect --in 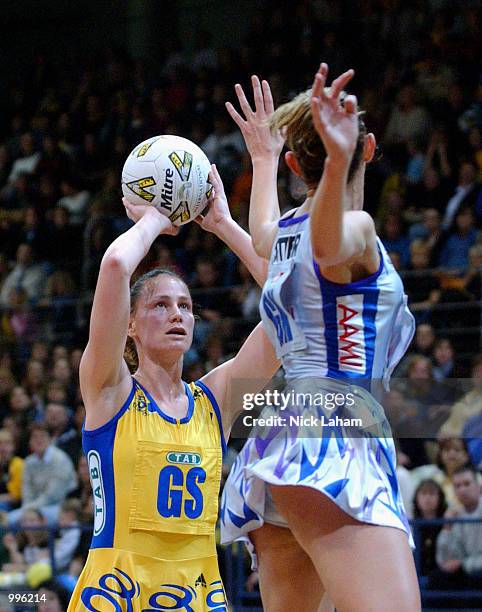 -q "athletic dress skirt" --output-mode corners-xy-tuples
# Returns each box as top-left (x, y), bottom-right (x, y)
(220, 377), (413, 567)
